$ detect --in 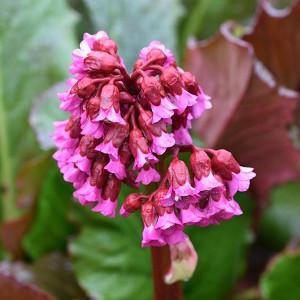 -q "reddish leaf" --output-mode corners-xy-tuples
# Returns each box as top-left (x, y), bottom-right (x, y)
(0, 274), (55, 300)
(184, 23), (300, 202)
(0, 154), (51, 258)
(244, 0), (300, 91)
